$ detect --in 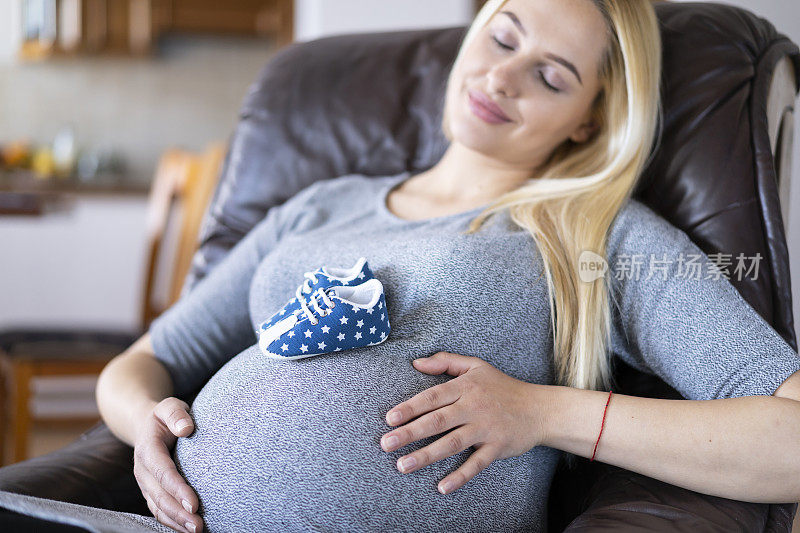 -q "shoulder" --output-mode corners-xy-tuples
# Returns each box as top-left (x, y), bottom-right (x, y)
(607, 198), (696, 258)
(603, 198), (722, 303)
(278, 173), (394, 212)
(608, 198), (671, 239)
(266, 172), (401, 236)
(288, 173), (363, 203)
(295, 173), (399, 208)
(311, 173), (396, 195)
